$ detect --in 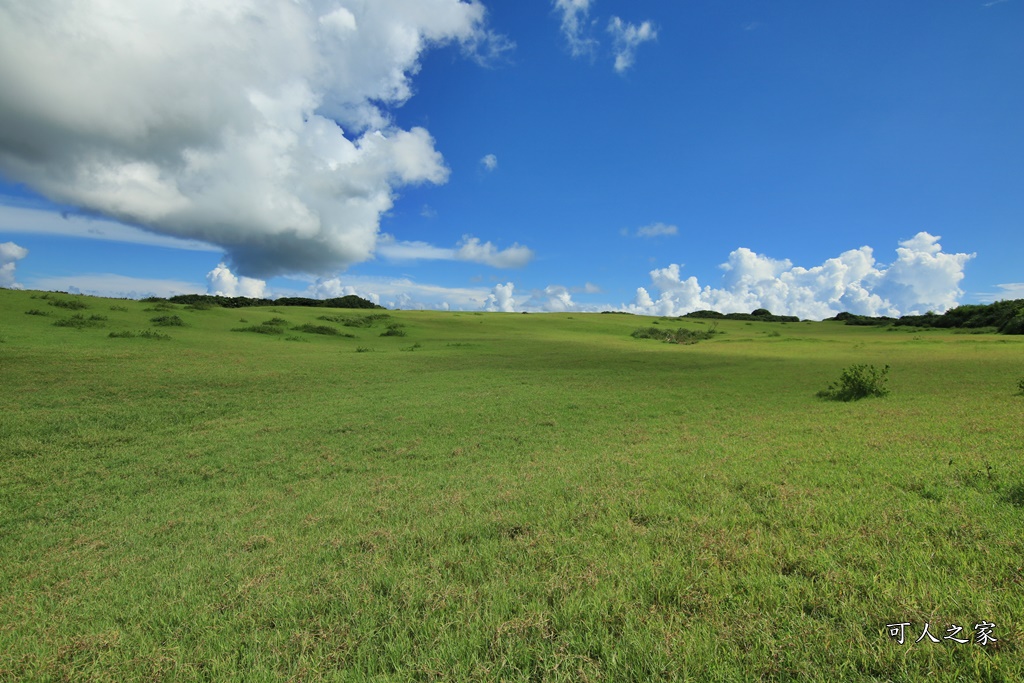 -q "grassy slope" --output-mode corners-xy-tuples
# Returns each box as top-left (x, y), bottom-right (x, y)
(1, 290), (1022, 682)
